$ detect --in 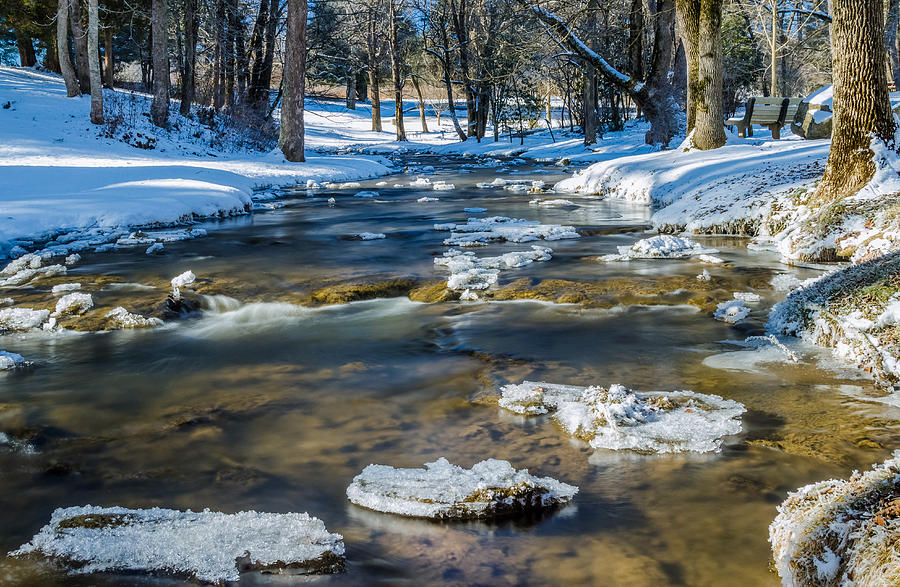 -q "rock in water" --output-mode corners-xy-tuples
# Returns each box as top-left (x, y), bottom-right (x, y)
(346, 458), (577, 519)
(770, 452), (900, 586)
(10, 506), (345, 584)
(499, 381), (745, 453)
